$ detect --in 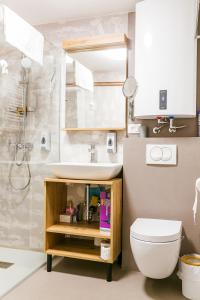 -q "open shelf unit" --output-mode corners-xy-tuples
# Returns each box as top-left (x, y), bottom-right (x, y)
(44, 177), (122, 281)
